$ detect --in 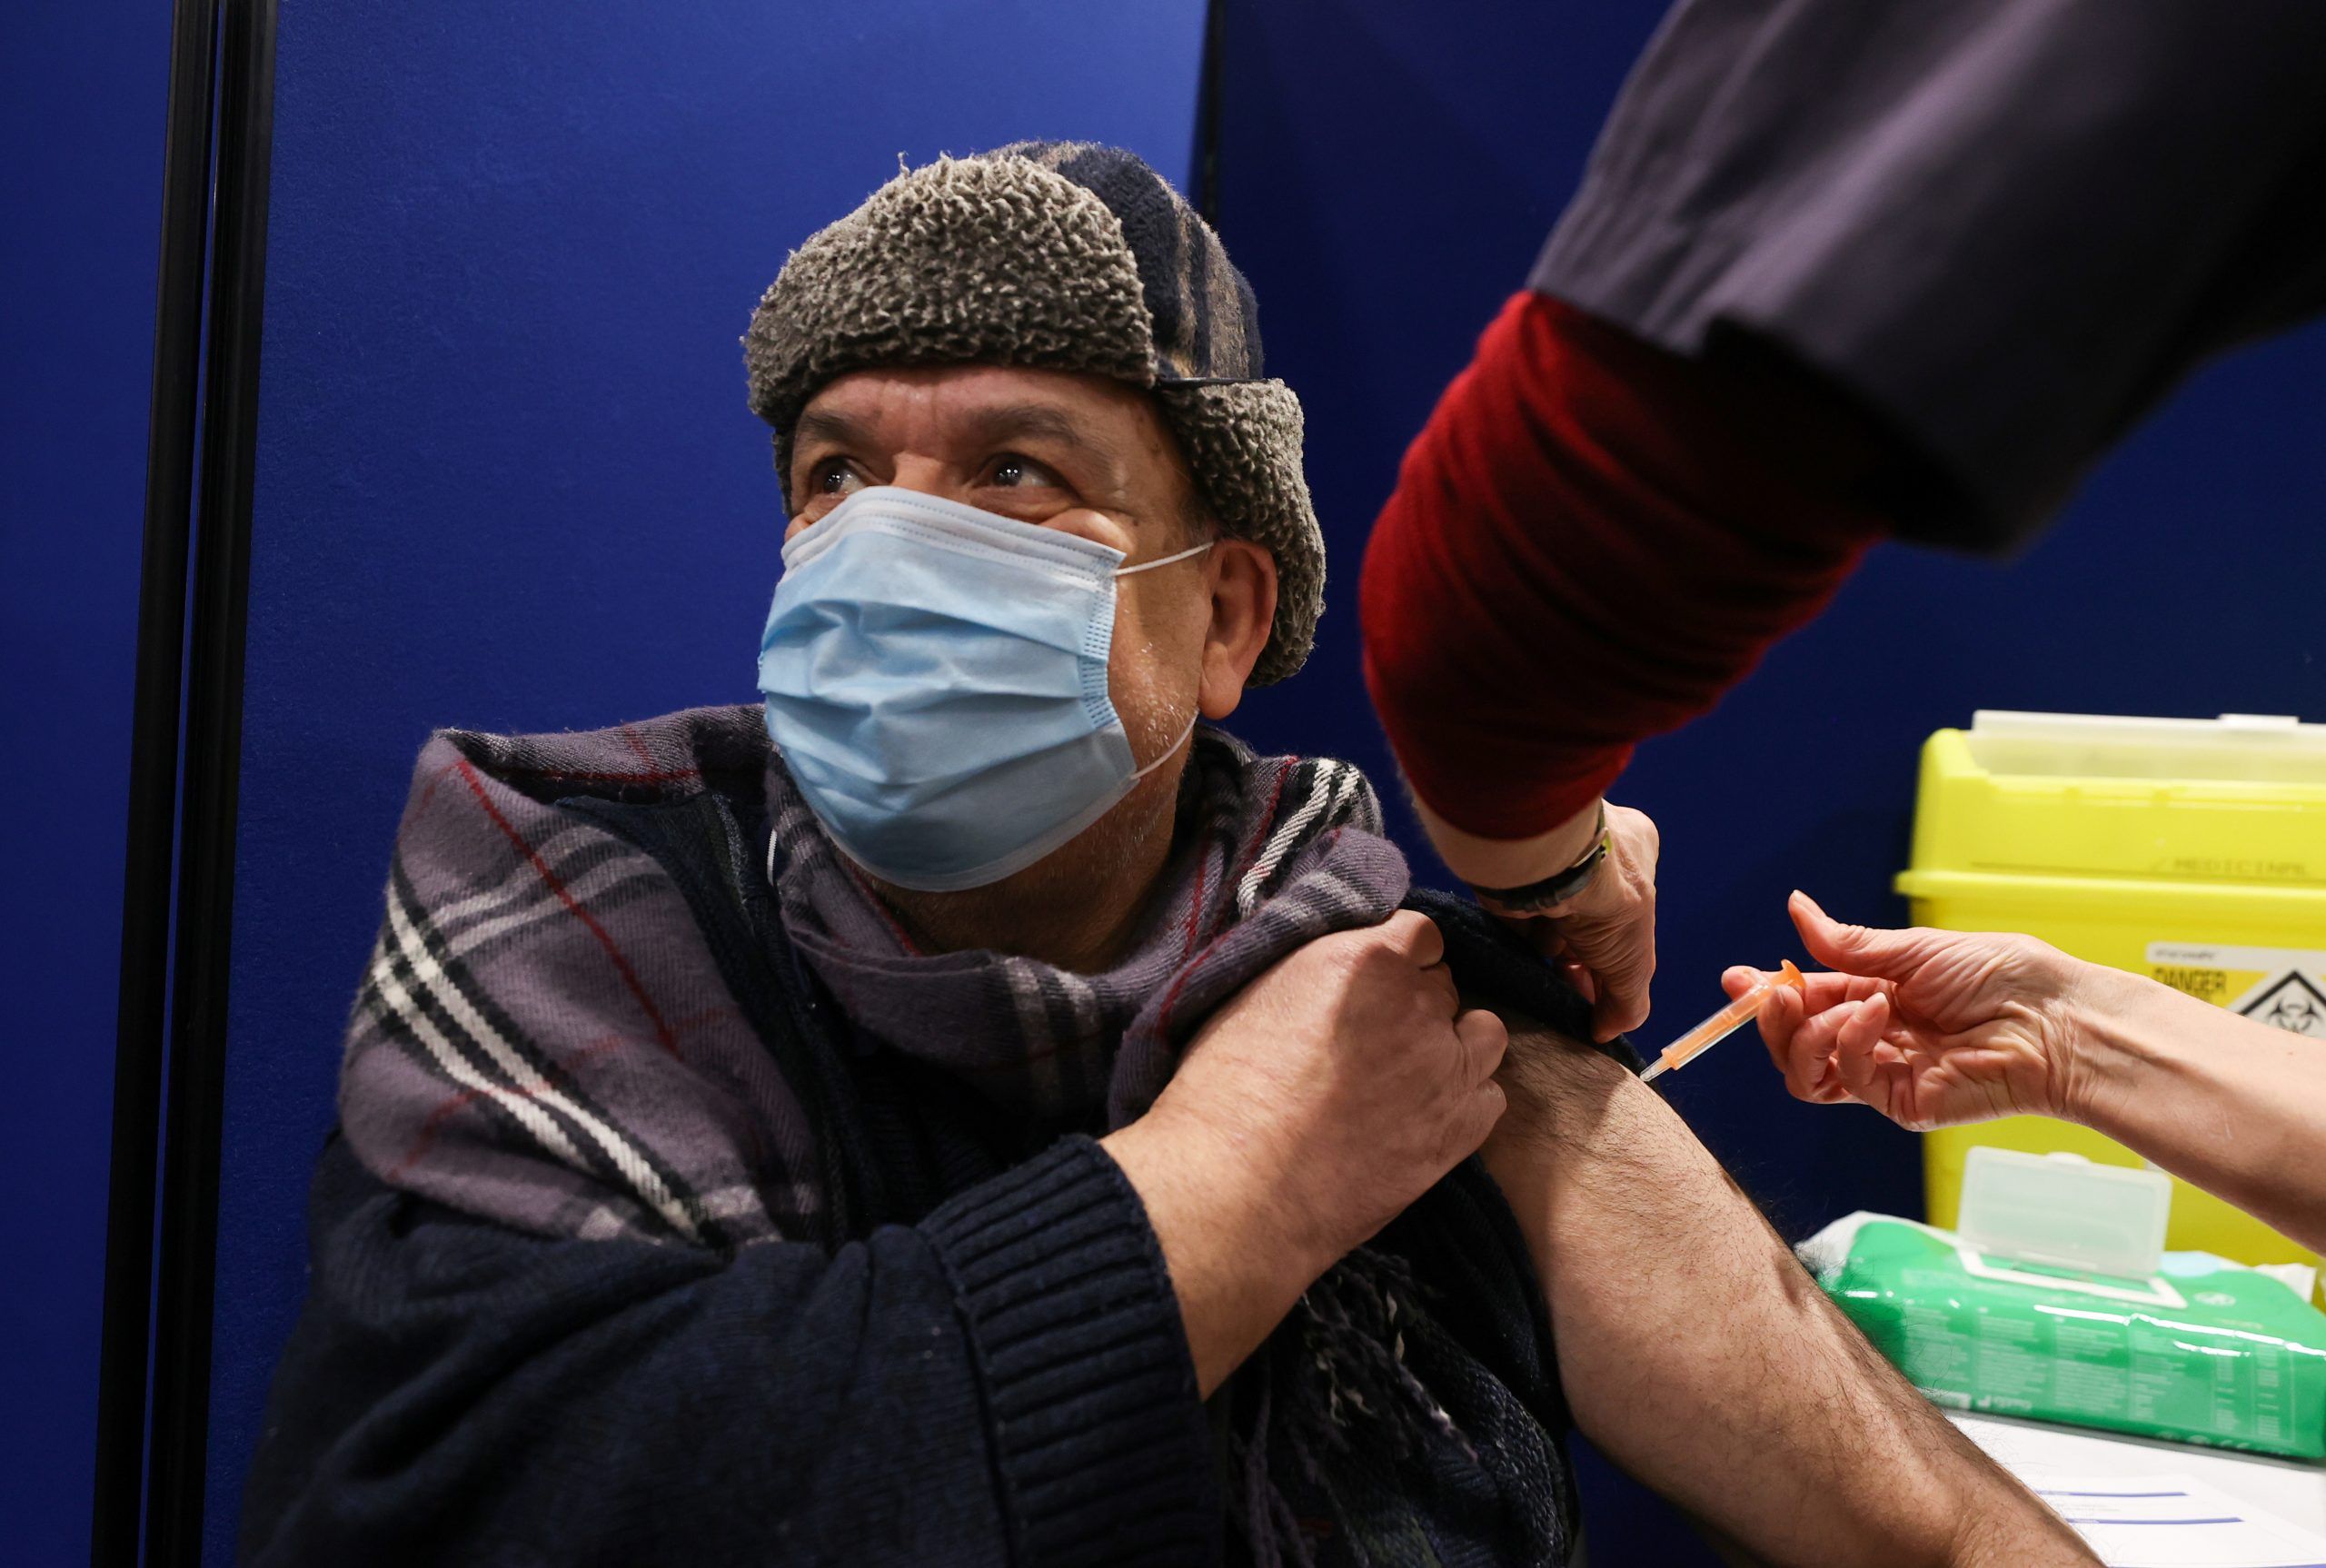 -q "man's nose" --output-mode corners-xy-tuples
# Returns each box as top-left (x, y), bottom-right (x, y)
(885, 455), (970, 504)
